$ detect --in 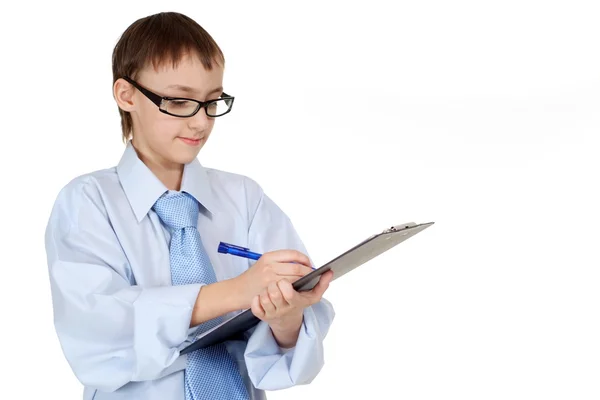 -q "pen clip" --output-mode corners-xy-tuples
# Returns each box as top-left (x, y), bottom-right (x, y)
(218, 242), (250, 253)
